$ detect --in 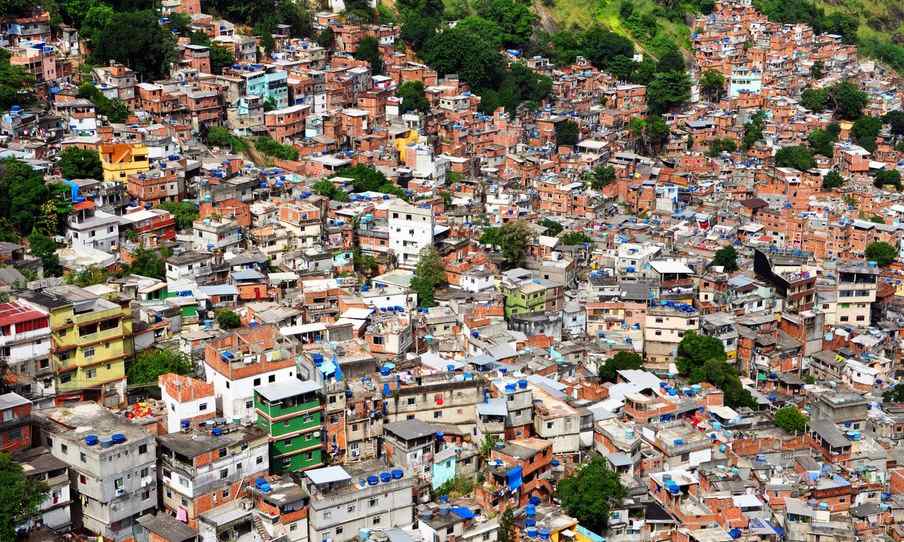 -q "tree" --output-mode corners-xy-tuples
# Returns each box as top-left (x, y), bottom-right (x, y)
(127, 248), (166, 278)
(90, 10), (177, 80)
(556, 456), (625, 534)
(481, 221), (531, 269)
(316, 27), (335, 48)
(884, 110), (904, 139)
(700, 69), (725, 102)
(656, 49), (685, 73)
(712, 245), (738, 272)
(677, 332), (756, 408)
(707, 138), (737, 157)
(354, 36), (384, 75)
(400, 14), (437, 50)
(455, 16), (504, 49)
(410, 247), (446, 307)
(865, 241), (897, 266)
(874, 170), (902, 191)
(421, 27), (504, 91)
(58, 147), (102, 179)
(81, 3), (114, 47)
(498, 507), (515, 542)
(561, 231), (593, 246)
(483, 0), (535, 48)
(67, 265), (111, 287)
(742, 110), (766, 150)
(78, 82), (129, 123)
(588, 165), (616, 189)
(883, 383), (904, 403)
(646, 70), (691, 114)
(217, 309), (242, 329)
(312, 179), (349, 202)
(598, 351), (643, 382)
(808, 126), (839, 157)
(810, 61), (824, 79)
(206, 126), (247, 153)
(539, 218), (563, 236)
(774, 146), (816, 171)
(774, 406), (809, 434)
(209, 44), (236, 74)
(0, 452), (48, 541)
(0, 158), (50, 237)
(255, 137), (299, 160)
(828, 81), (867, 120)
(127, 348), (193, 386)
(0, 49), (33, 110)
(800, 88), (828, 112)
(555, 120), (579, 147)
(822, 170), (844, 190)
(159, 202), (200, 230)
(579, 27), (634, 72)
(28, 230), (61, 277)
(851, 116), (883, 153)
(398, 80), (429, 114)
(677, 331), (726, 375)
